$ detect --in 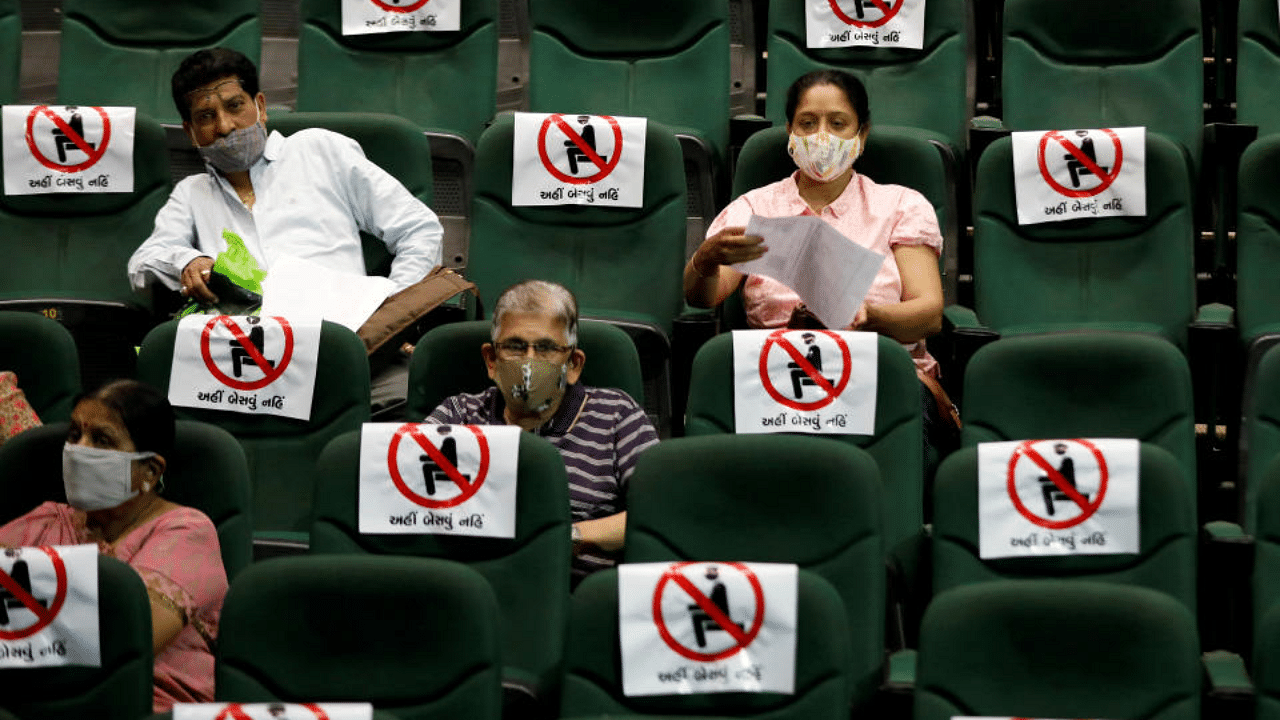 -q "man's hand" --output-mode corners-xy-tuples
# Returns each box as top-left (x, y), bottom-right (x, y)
(180, 256), (219, 304)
